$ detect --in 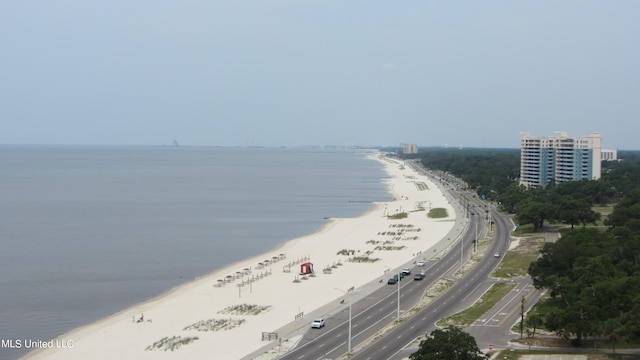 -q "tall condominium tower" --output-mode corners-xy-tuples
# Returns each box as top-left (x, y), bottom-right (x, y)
(520, 132), (602, 187)
(402, 143), (418, 154)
